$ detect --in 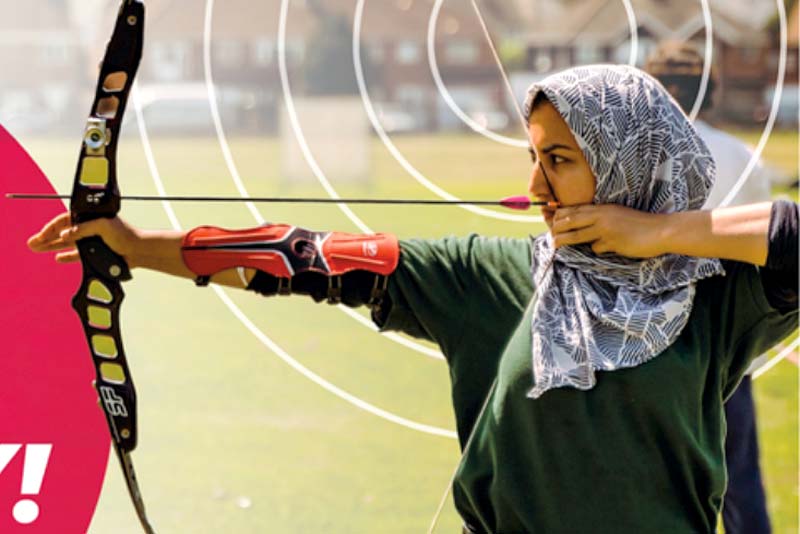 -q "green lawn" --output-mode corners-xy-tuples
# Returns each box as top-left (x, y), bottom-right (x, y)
(754, 344), (799, 534)
(18, 128), (798, 533)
